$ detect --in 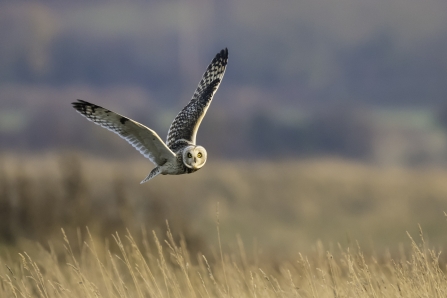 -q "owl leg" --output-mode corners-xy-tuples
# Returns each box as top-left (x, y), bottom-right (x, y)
(140, 167), (161, 184)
